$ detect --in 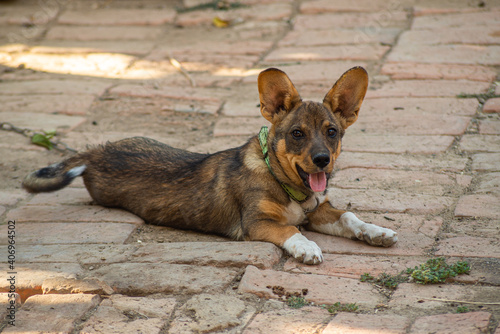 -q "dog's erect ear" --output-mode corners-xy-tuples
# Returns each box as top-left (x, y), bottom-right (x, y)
(258, 68), (302, 124)
(323, 67), (368, 129)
